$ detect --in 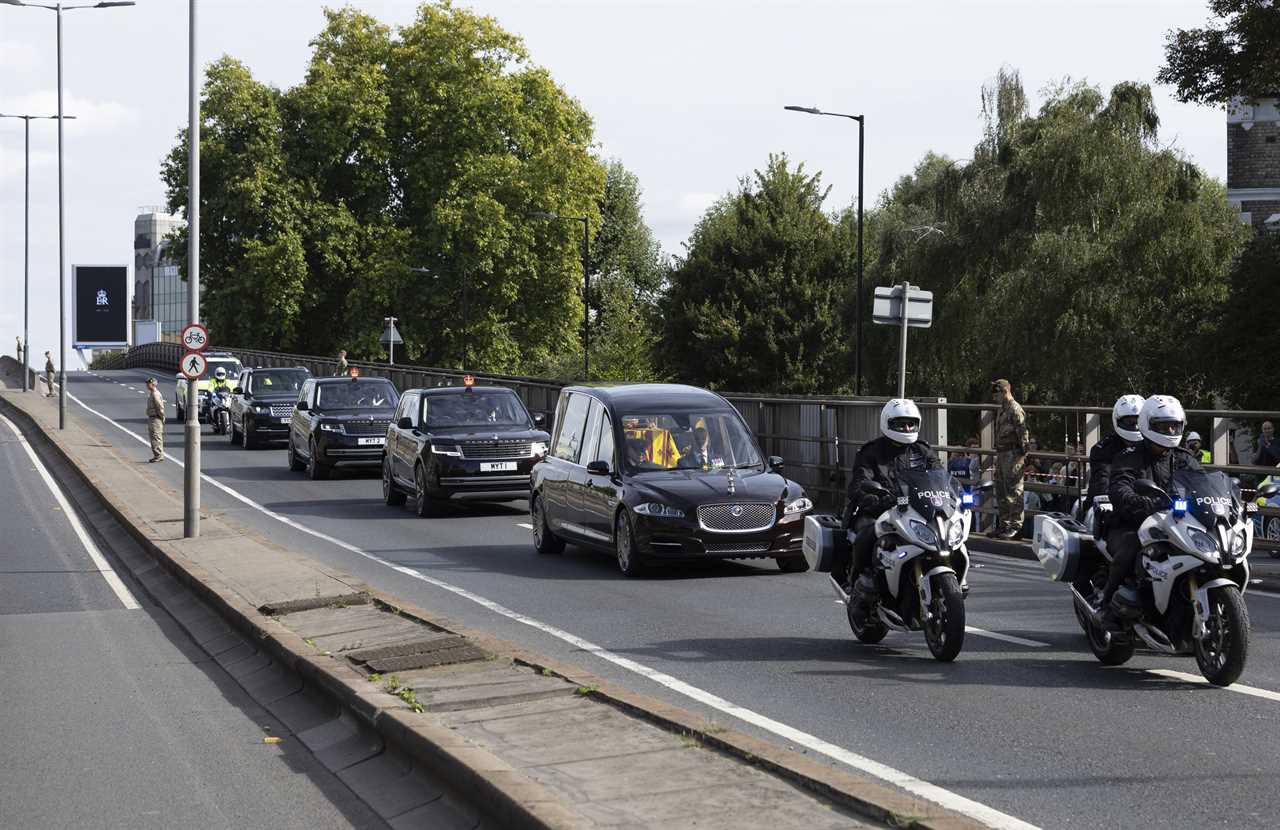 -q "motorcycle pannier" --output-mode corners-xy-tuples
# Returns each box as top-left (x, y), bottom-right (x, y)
(1033, 513), (1088, 582)
(803, 514), (848, 573)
